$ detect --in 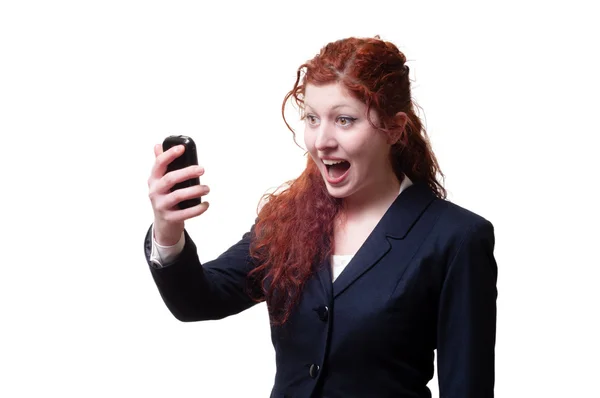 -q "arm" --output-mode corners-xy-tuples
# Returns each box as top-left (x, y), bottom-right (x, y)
(143, 222), (263, 322)
(437, 220), (498, 397)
